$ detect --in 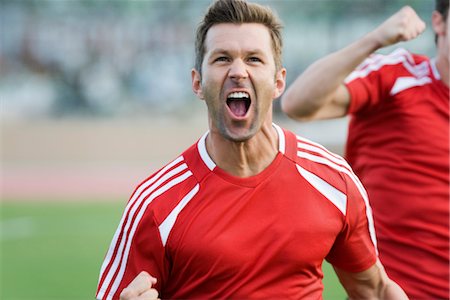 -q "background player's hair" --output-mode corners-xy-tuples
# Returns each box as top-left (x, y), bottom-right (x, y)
(194, 0), (283, 75)
(435, 0), (449, 43)
(436, 0), (449, 19)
